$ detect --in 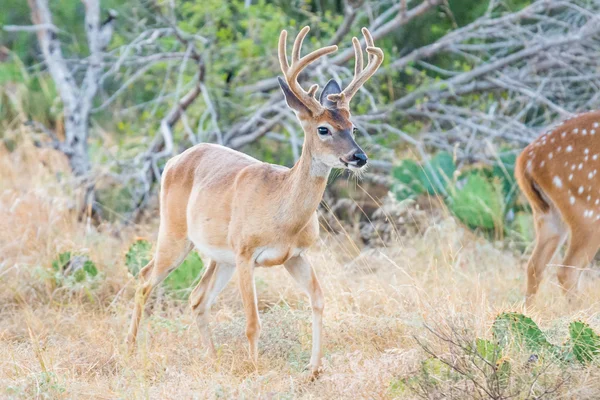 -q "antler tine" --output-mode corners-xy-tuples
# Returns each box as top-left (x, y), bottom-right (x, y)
(278, 30), (290, 74)
(330, 27), (384, 110)
(292, 26), (310, 63)
(362, 27), (376, 63)
(352, 36), (364, 77)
